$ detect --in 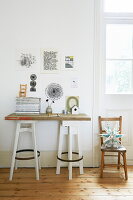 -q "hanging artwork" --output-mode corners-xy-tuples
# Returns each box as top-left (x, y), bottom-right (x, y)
(30, 74), (37, 92)
(65, 56), (74, 69)
(41, 50), (59, 73)
(16, 50), (37, 70)
(61, 55), (77, 71)
(45, 83), (63, 114)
